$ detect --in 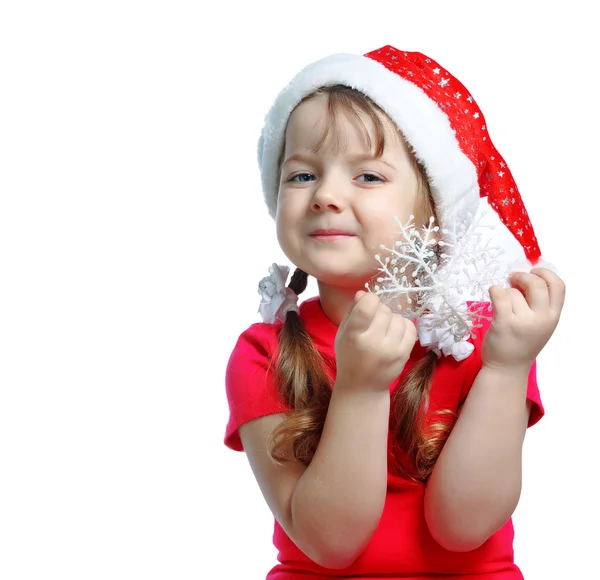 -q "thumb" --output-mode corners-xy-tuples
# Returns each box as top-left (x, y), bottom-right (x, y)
(488, 284), (510, 320)
(339, 290), (368, 332)
(355, 290), (367, 302)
